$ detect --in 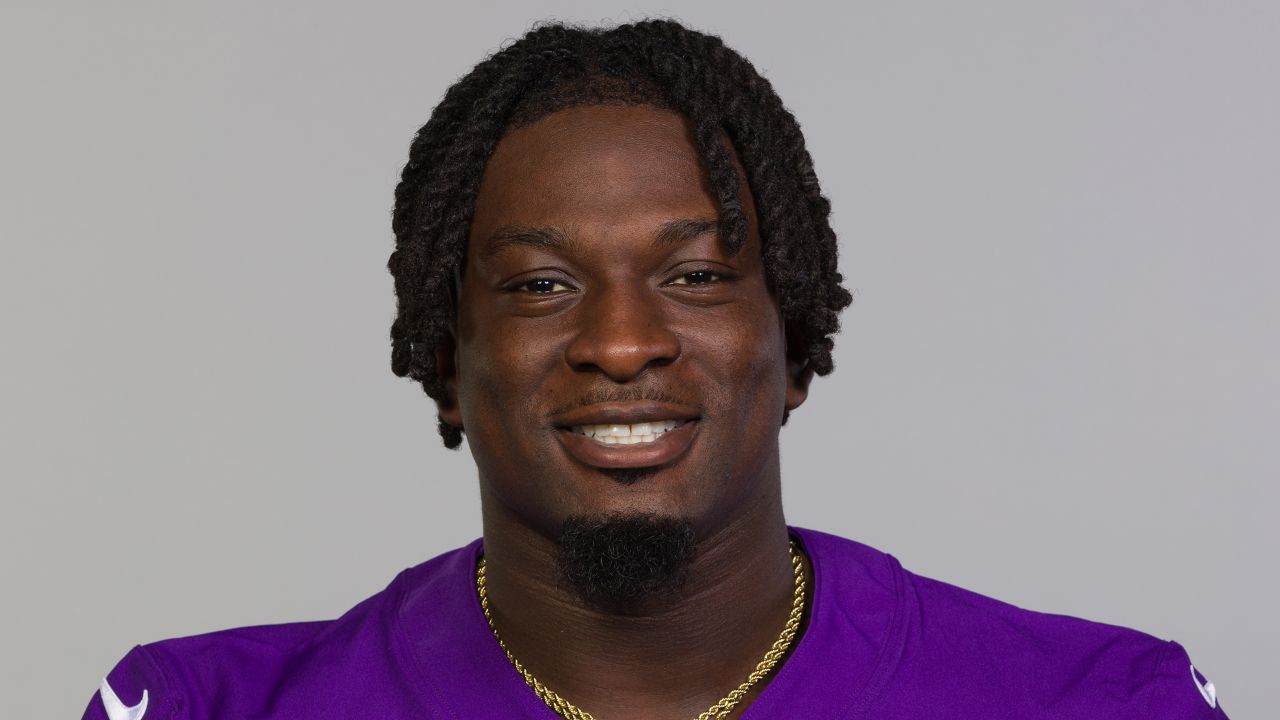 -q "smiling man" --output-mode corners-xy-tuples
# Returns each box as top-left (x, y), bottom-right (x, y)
(85, 20), (1228, 720)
